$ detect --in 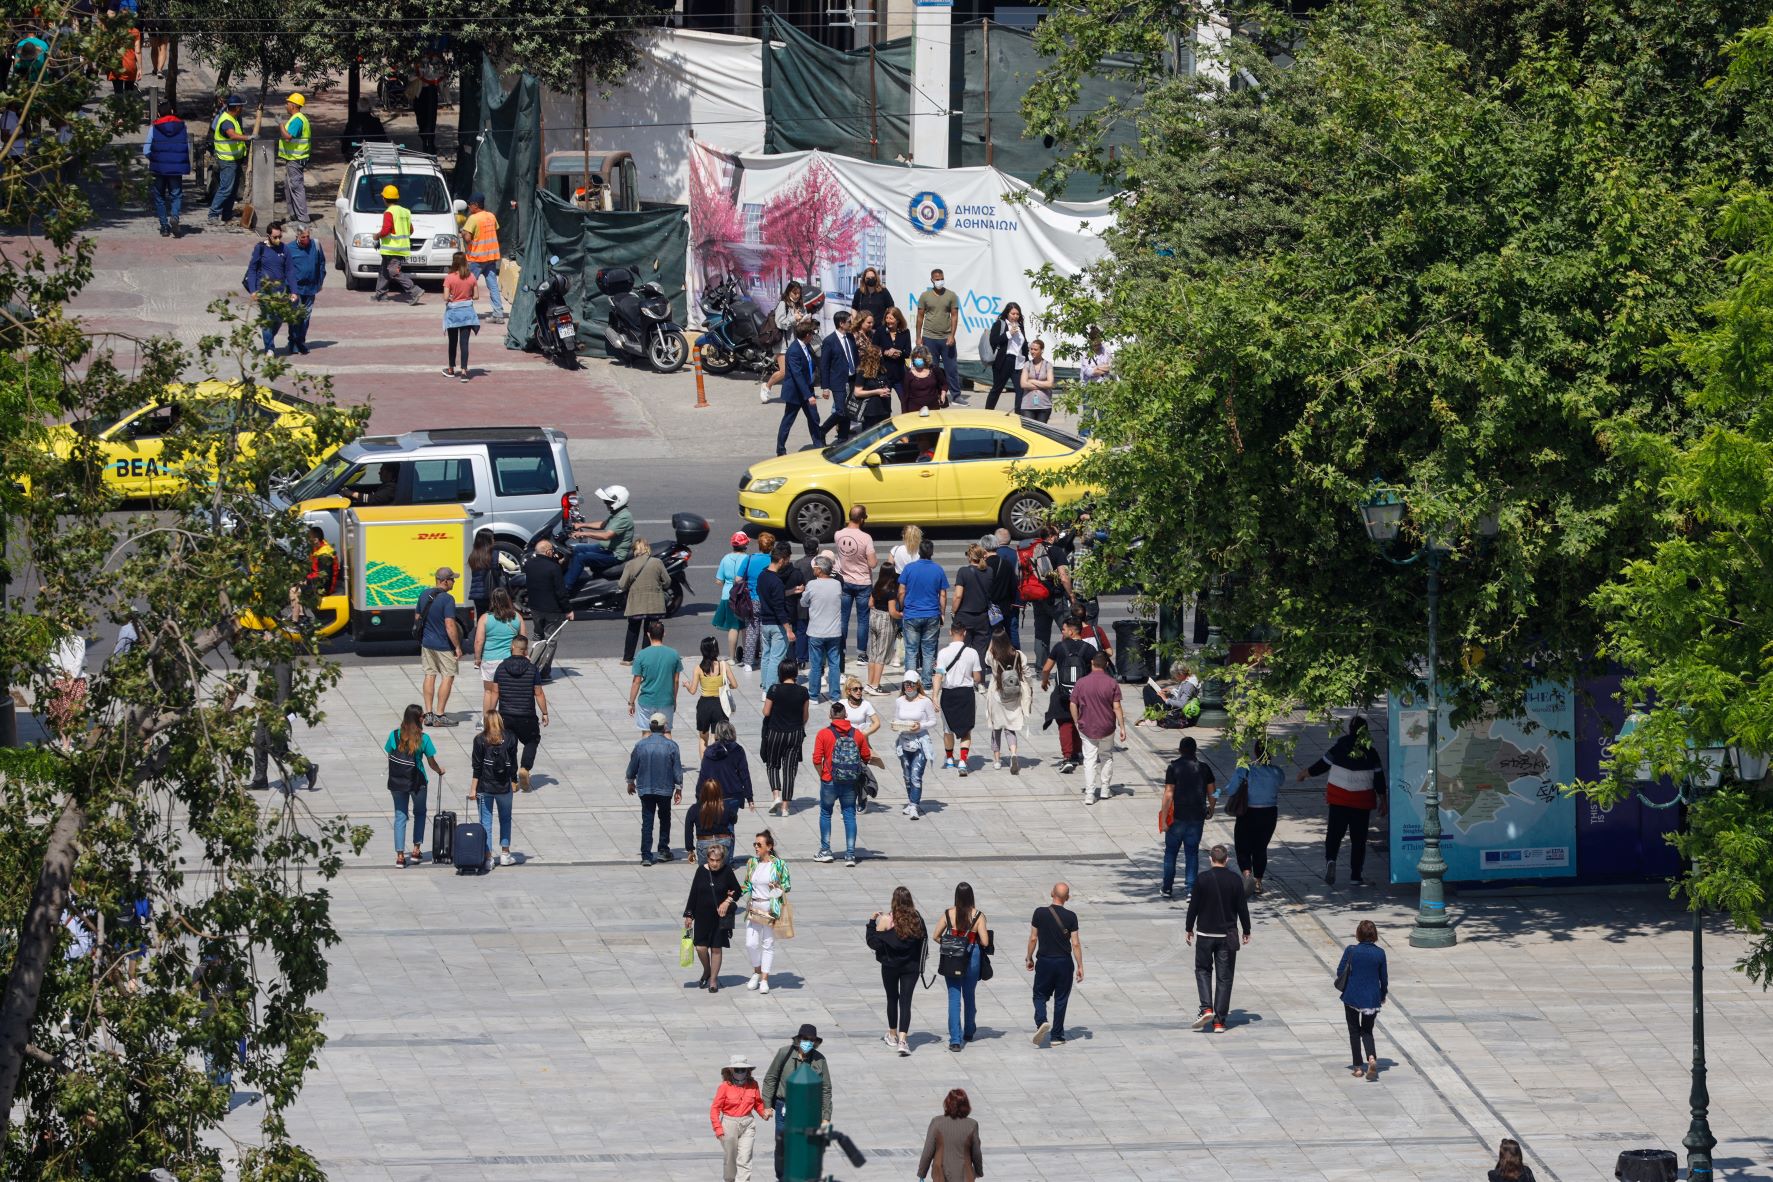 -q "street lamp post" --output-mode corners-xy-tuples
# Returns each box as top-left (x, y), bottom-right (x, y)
(1358, 486), (1460, 949)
